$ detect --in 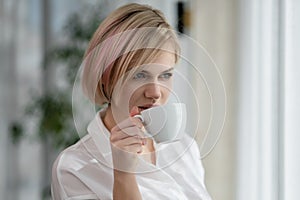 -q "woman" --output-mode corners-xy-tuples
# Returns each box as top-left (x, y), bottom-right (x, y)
(52, 3), (211, 200)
